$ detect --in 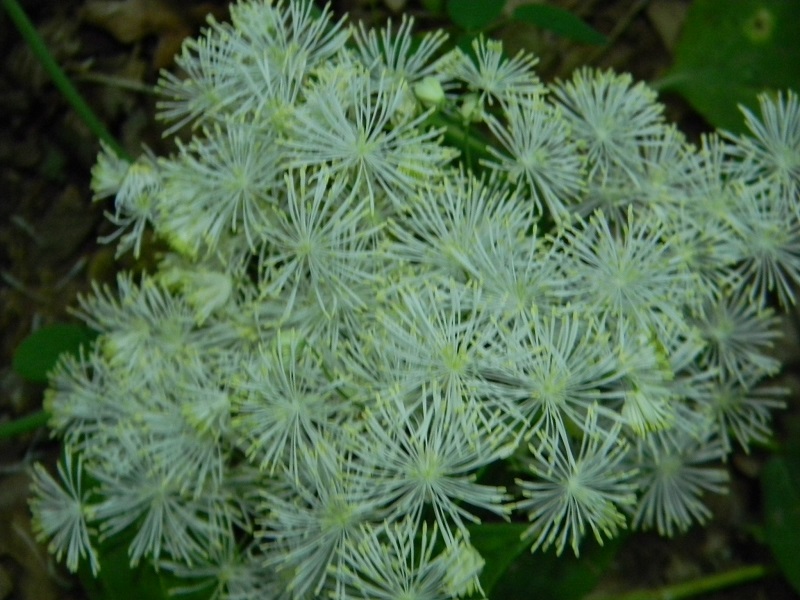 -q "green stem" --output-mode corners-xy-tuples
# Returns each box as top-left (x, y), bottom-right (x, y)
(0, 409), (49, 440)
(427, 111), (493, 165)
(1, 0), (131, 161)
(589, 564), (775, 600)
